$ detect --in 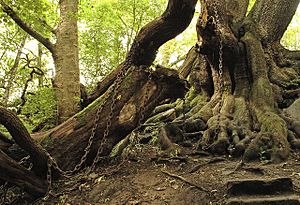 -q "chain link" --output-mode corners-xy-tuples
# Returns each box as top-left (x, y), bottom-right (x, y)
(211, 1), (224, 135)
(1, 42), (141, 194)
(44, 67), (130, 190)
(90, 69), (126, 171)
(88, 41), (140, 171)
(0, 182), (8, 204)
(46, 157), (52, 193)
(138, 71), (153, 126)
(43, 41), (139, 192)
